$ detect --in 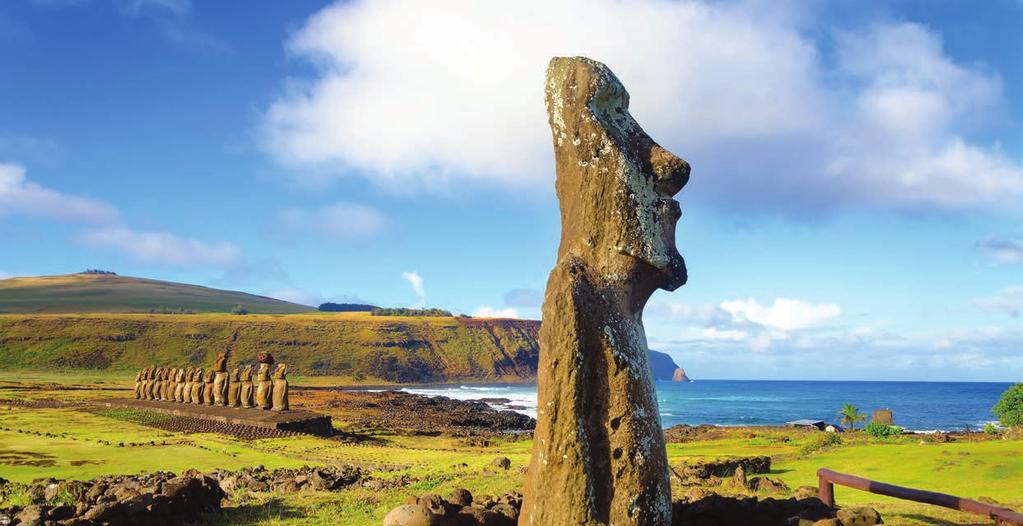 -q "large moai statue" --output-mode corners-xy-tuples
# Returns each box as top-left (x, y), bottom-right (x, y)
(228, 367), (242, 408)
(174, 368), (186, 402)
(240, 364), (254, 409)
(183, 367), (195, 404)
(212, 352), (229, 406)
(203, 369), (215, 406)
(190, 368), (205, 405)
(272, 363), (289, 411)
(134, 368), (144, 399)
(520, 57), (689, 526)
(145, 366), (159, 400)
(255, 353), (274, 410)
(162, 369), (173, 401)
